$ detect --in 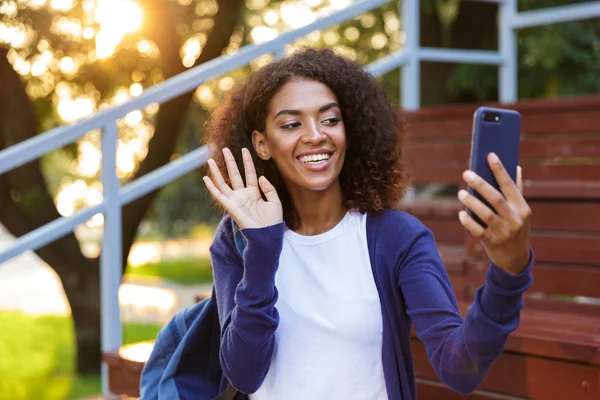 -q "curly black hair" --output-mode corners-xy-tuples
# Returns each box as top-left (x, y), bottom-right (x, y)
(204, 47), (408, 228)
